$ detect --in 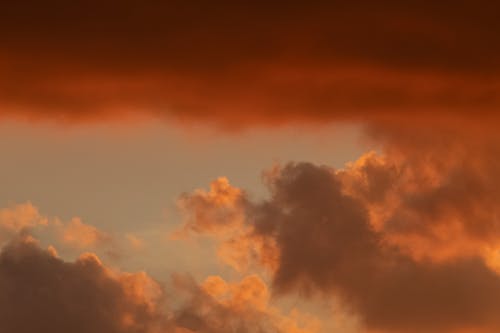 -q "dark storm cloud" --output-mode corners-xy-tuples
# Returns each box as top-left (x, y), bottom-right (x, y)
(1, 1), (499, 125)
